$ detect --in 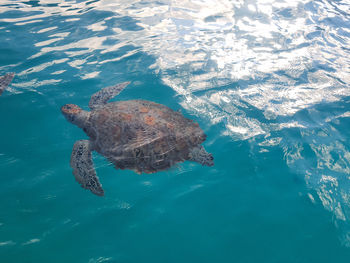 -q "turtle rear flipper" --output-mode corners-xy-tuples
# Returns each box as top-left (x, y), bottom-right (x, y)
(189, 145), (214, 167)
(70, 140), (104, 196)
(0, 73), (14, 96)
(89, 81), (130, 110)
